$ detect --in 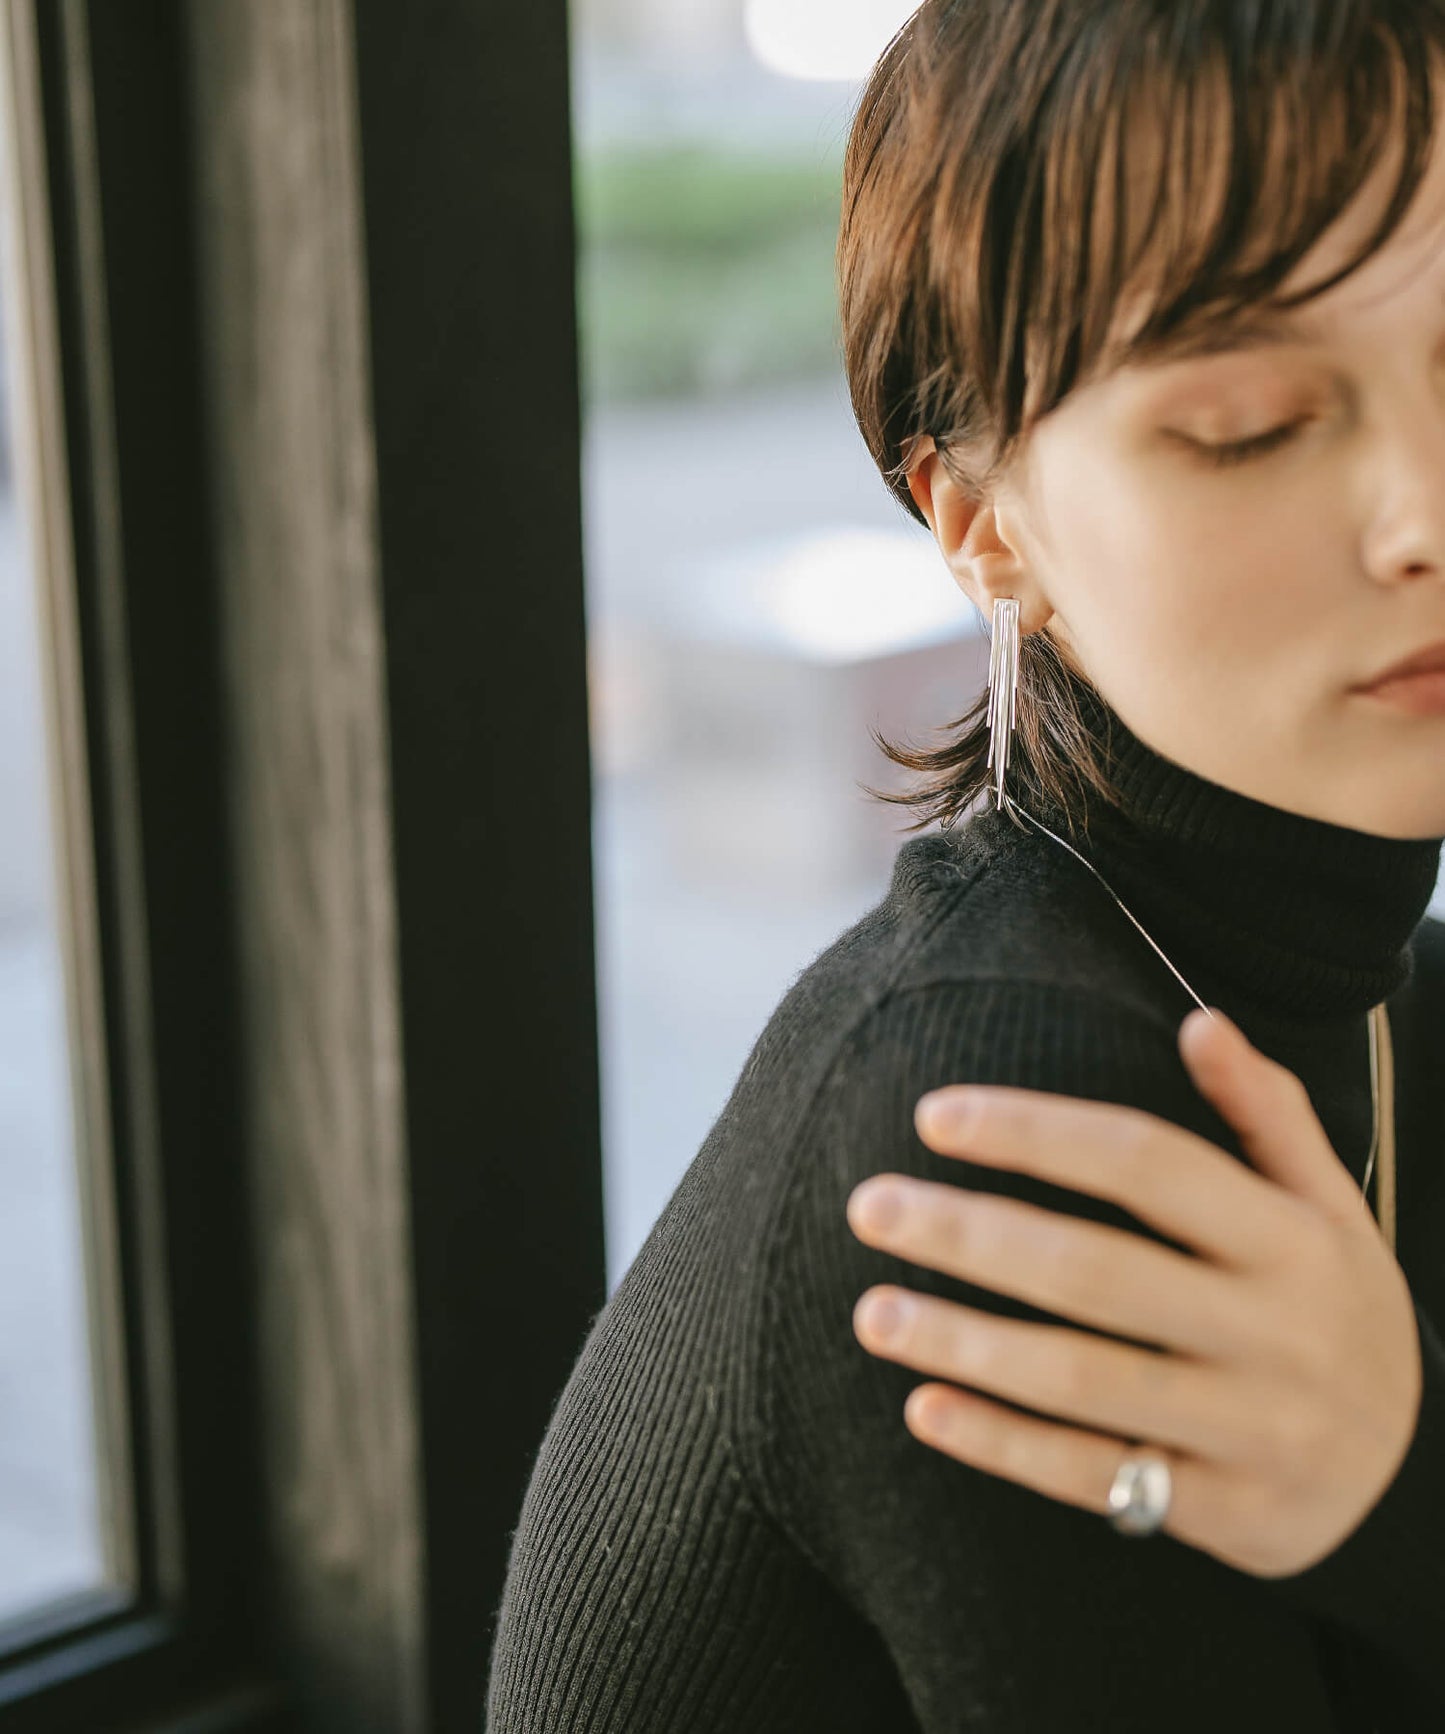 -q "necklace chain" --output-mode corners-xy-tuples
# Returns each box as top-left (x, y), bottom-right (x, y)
(988, 787), (1386, 1225)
